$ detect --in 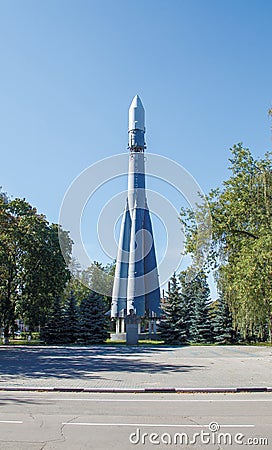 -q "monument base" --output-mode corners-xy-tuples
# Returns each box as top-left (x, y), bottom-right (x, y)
(110, 332), (161, 342)
(110, 313), (160, 344)
(126, 323), (139, 345)
(110, 332), (126, 341)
